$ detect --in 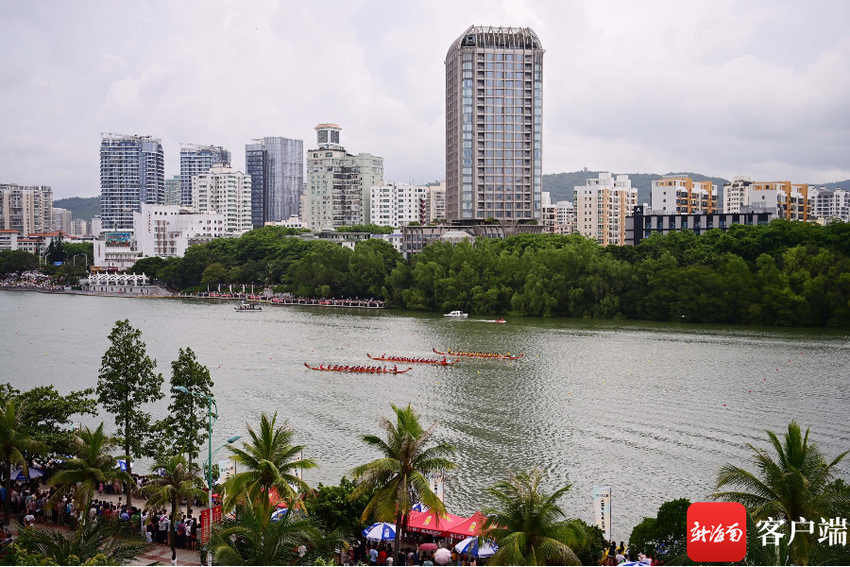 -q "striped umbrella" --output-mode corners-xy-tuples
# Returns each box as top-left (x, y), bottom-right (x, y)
(362, 522), (397, 541)
(454, 537), (498, 558)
